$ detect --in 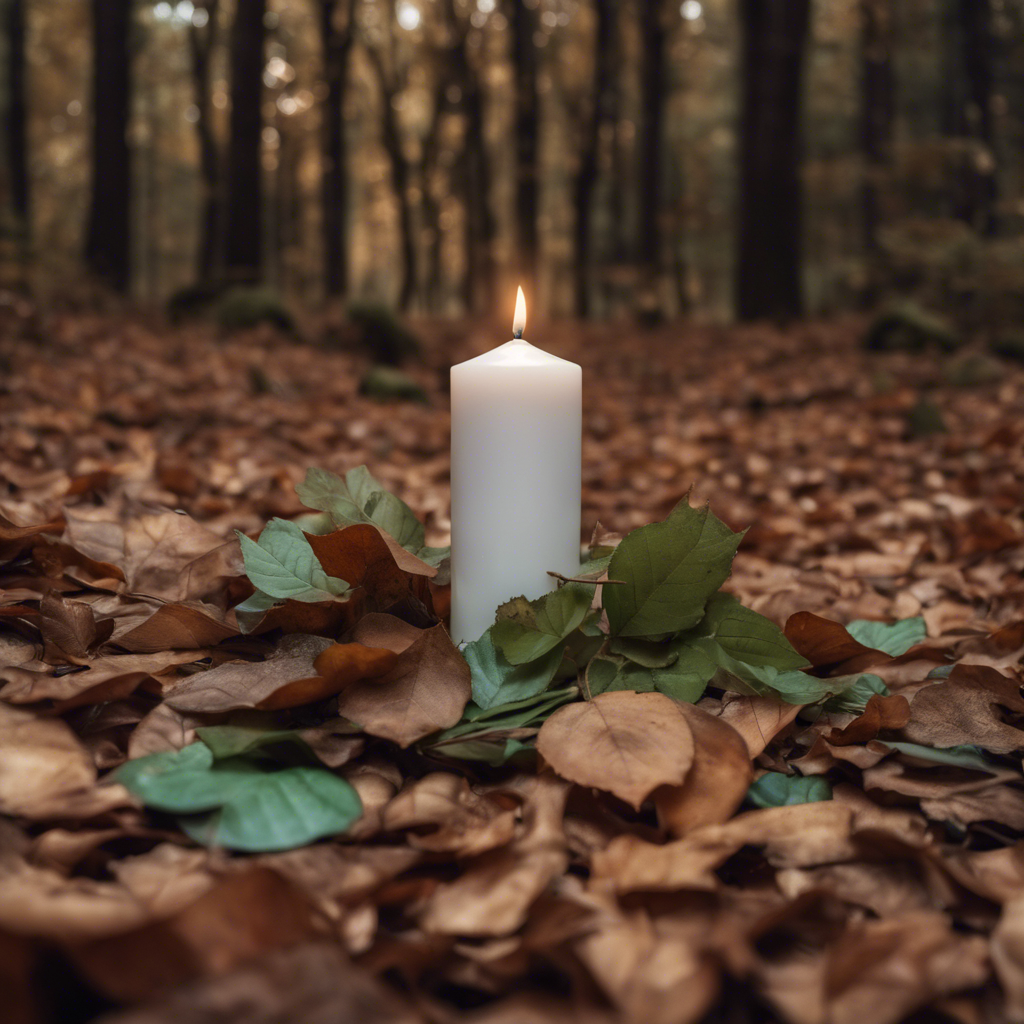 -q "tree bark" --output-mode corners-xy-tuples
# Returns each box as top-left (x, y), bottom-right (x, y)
(958, 0), (997, 235)
(223, 0), (265, 283)
(84, 0), (132, 293)
(510, 0), (539, 296)
(188, 0), (221, 281)
(736, 0), (810, 321)
(320, 0), (356, 298)
(860, 0), (893, 260)
(574, 0), (614, 317)
(638, 0), (664, 283)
